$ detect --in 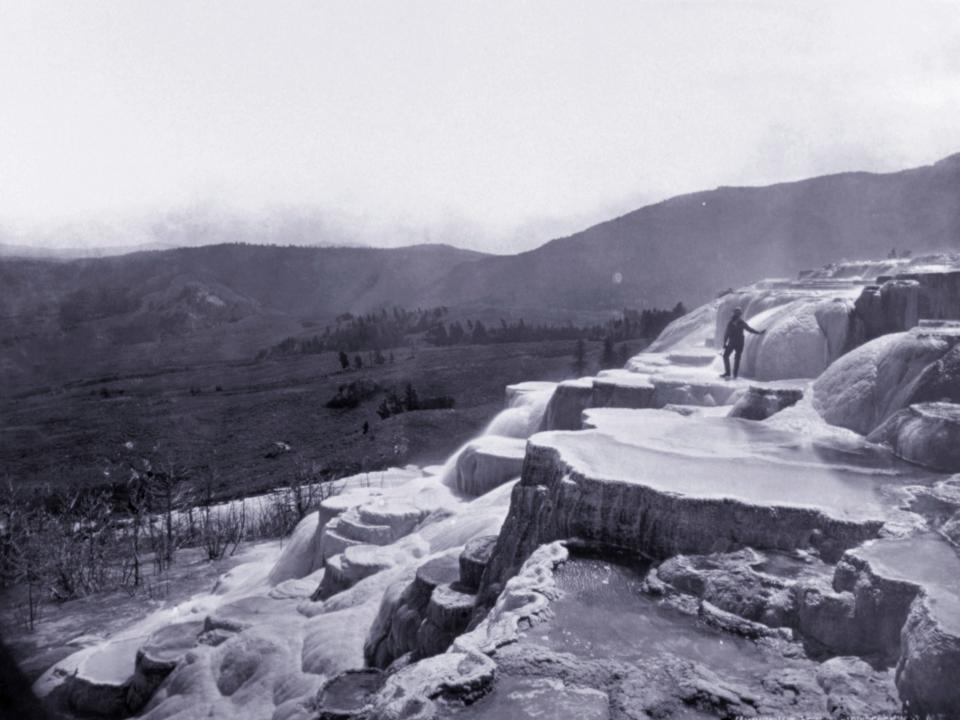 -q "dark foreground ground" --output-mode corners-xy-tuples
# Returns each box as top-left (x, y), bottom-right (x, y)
(1, 339), (618, 502)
